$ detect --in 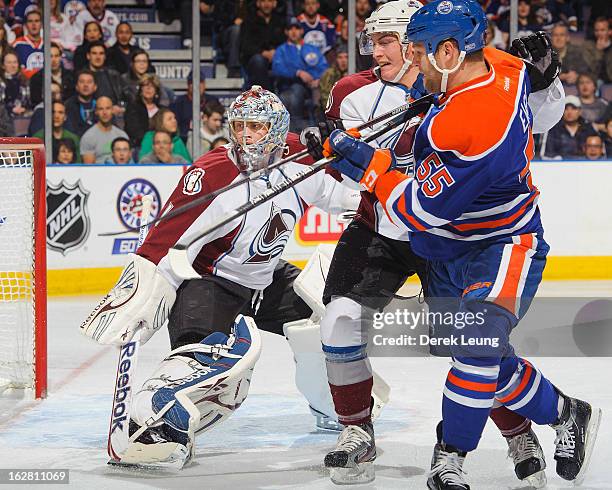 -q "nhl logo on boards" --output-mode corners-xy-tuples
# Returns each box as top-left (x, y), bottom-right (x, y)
(117, 178), (161, 230)
(437, 1), (454, 14)
(46, 180), (91, 255)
